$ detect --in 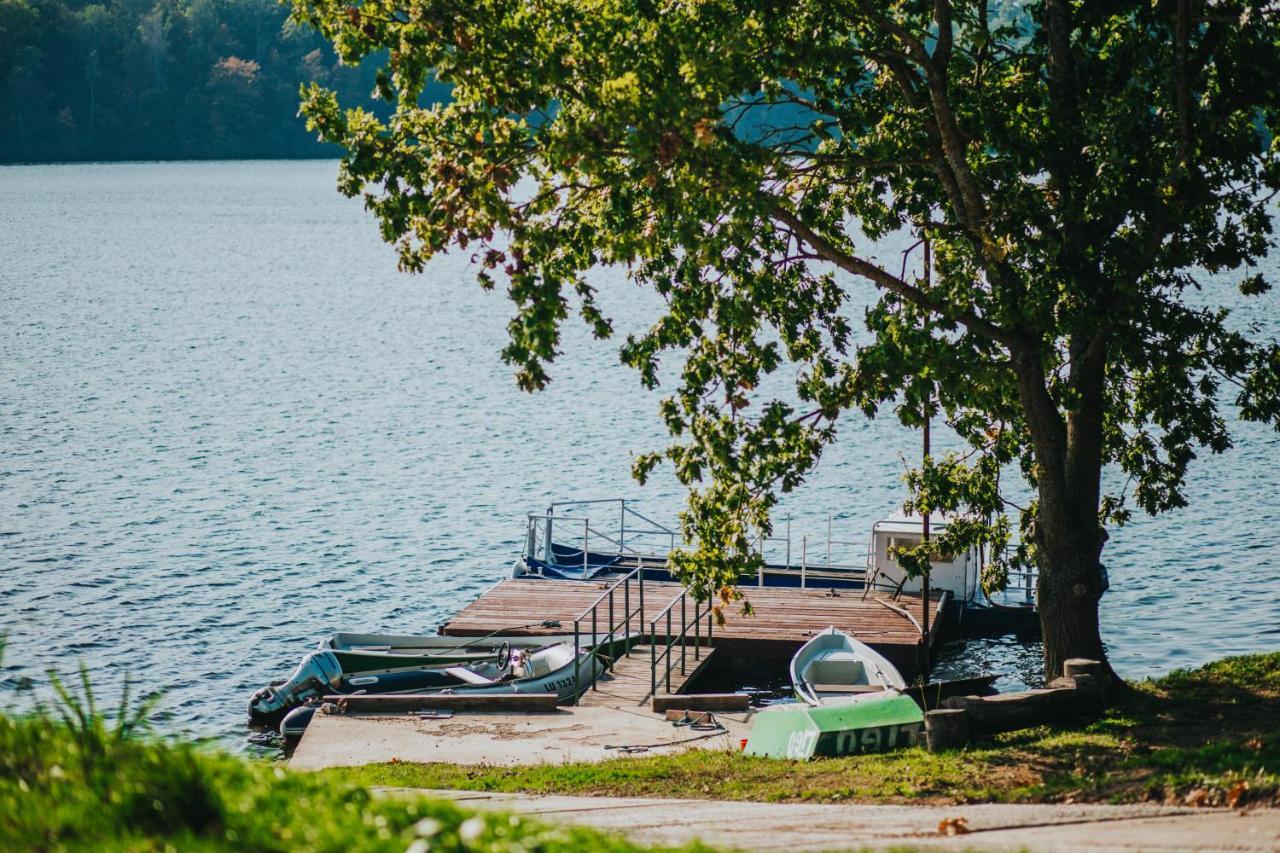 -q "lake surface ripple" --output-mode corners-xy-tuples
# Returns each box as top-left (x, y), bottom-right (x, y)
(2, 161), (1277, 745)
